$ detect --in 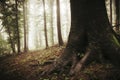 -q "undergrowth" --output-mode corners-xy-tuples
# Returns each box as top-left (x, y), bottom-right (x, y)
(0, 46), (120, 80)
